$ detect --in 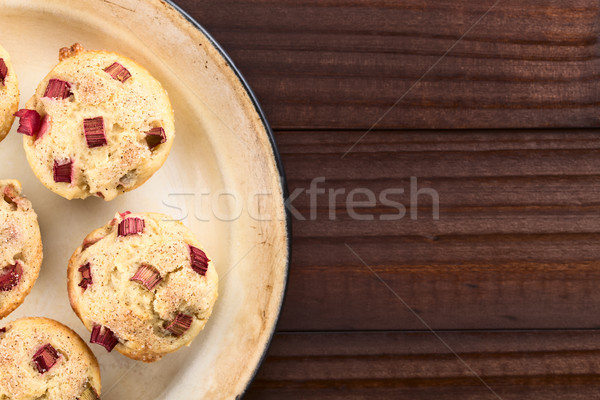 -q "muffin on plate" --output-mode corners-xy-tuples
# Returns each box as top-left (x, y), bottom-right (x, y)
(68, 212), (218, 362)
(0, 43), (19, 143)
(0, 180), (43, 318)
(14, 43), (175, 201)
(0, 317), (101, 400)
